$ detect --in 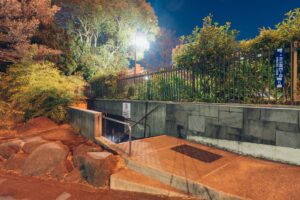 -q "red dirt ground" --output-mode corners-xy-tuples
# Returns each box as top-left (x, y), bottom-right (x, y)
(0, 118), (197, 200)
(0, 170), (196, 200)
